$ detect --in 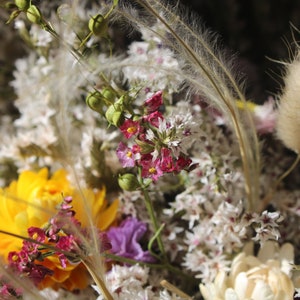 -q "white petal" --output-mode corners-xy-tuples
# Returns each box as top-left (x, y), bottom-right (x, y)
(225, 288), (240, 300)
